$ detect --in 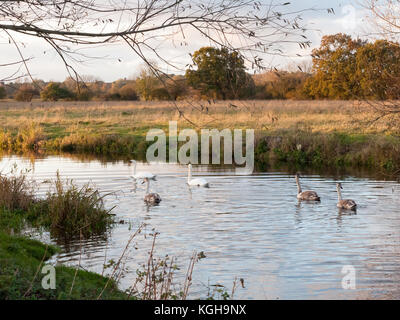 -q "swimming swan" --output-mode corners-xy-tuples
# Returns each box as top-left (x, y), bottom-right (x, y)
(295, 173), (320, 201)
(187, 164), (209, 188)
(143, 178), (161, 205)
(130, 160), (156, 181)
(336, 183), (357, 211)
